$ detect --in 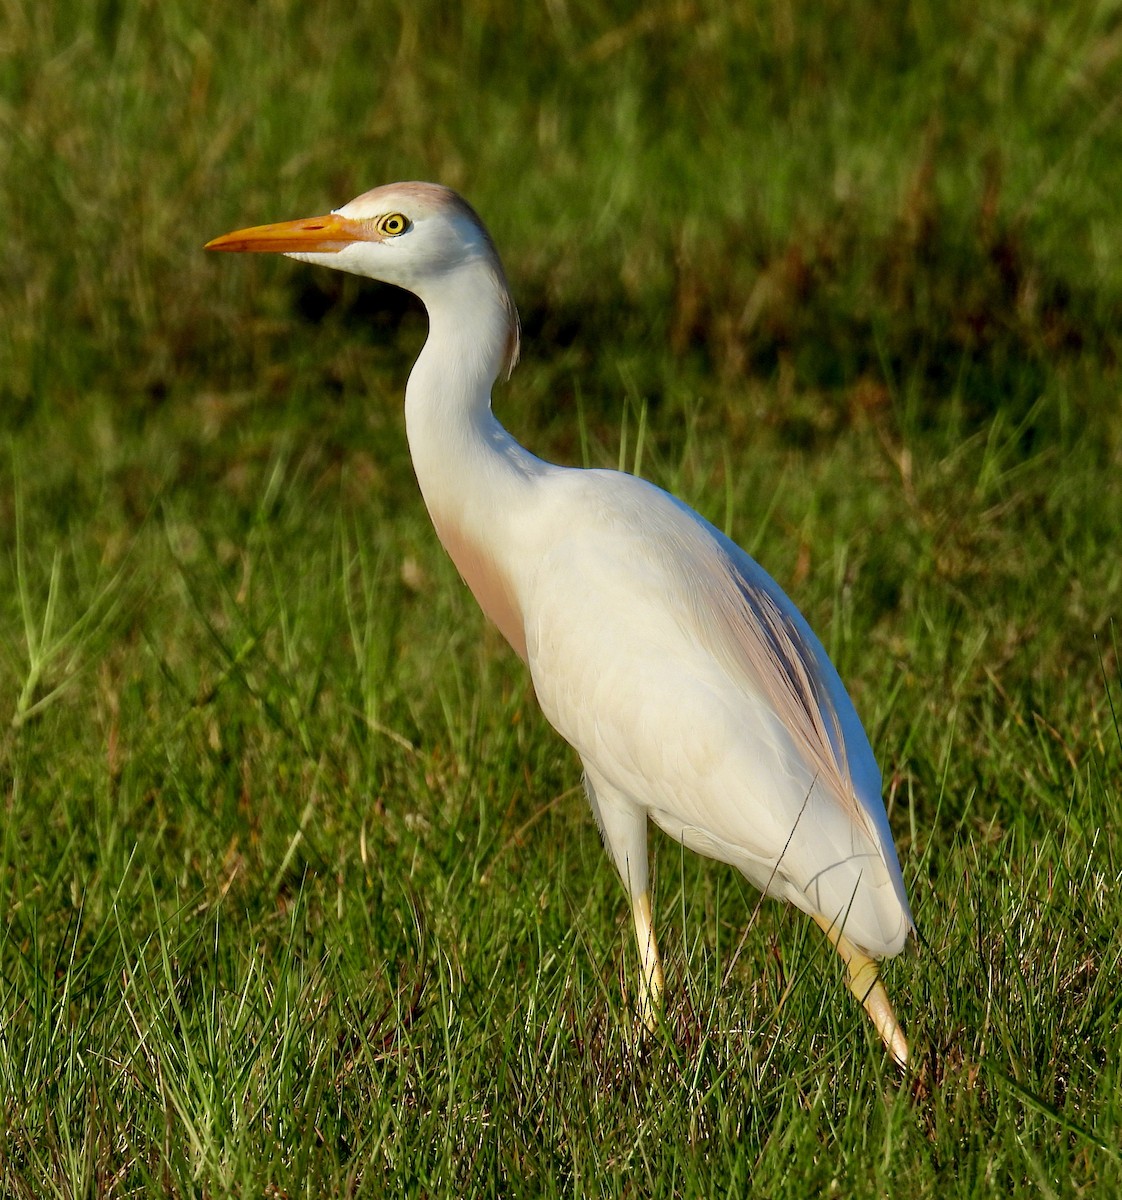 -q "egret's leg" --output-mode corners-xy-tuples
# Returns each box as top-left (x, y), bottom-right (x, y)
(813, 914), (909, 1068)
(583, 768), (663, 1028)
(630, 887), (664, 1030)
